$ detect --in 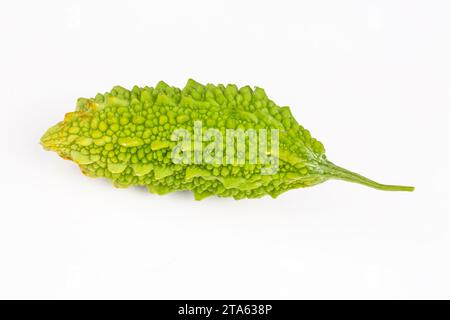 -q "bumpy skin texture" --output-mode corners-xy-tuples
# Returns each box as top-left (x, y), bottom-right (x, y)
(41, 79), (413, 199)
